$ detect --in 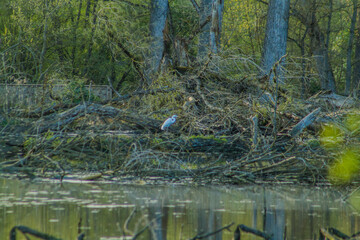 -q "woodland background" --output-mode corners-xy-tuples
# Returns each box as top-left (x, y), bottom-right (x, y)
(0, 0), (359, 98)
